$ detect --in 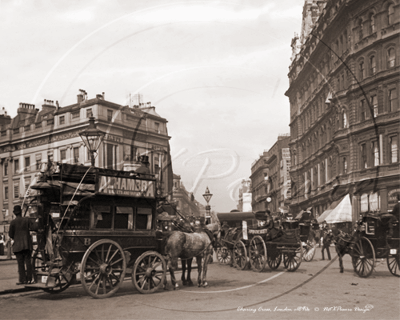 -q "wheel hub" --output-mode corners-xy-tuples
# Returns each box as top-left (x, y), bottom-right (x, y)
(100, 263), (111, 274)
(145, 267), (154, 277)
